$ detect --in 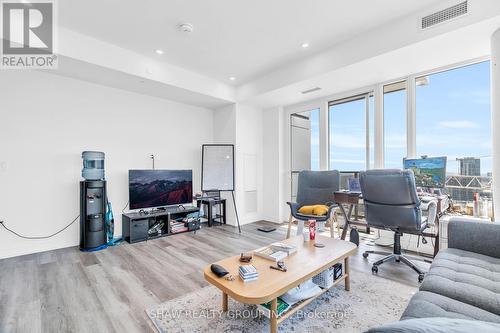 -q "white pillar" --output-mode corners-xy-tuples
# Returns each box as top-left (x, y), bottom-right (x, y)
(491, 29), (500, 221)
(374, 84), (384, 168)
(407, 76), (417, 159)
